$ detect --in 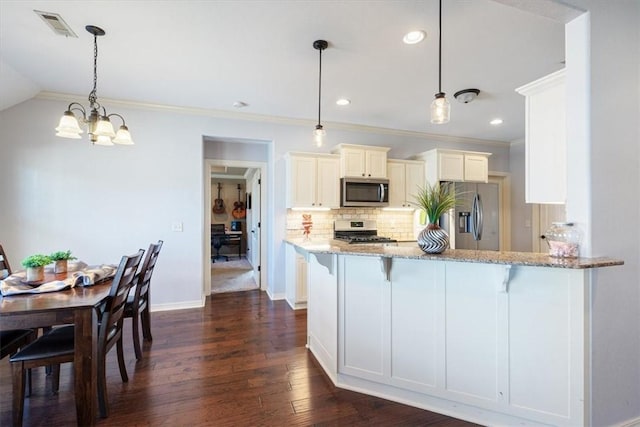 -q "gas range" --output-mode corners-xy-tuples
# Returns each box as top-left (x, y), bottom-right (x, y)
(333, 220), (397, 245)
